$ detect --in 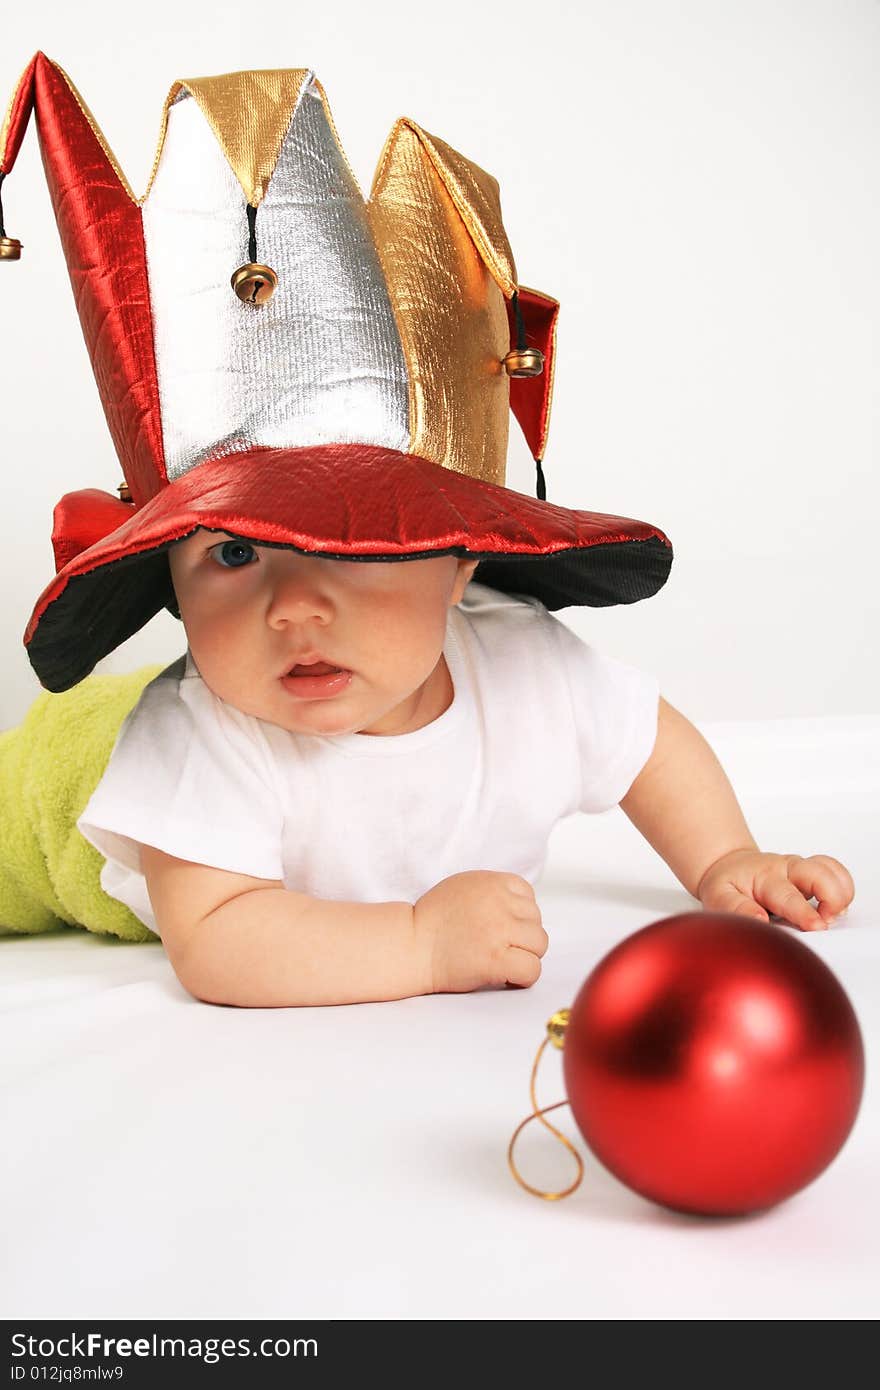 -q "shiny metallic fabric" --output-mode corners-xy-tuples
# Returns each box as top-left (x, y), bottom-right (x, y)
(3, 52), (675, 694)
(370, 119), (511, 487)
(406, 124), (517, 296)
(143, 75), (410, 480)
(144, 69), (312, 207)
